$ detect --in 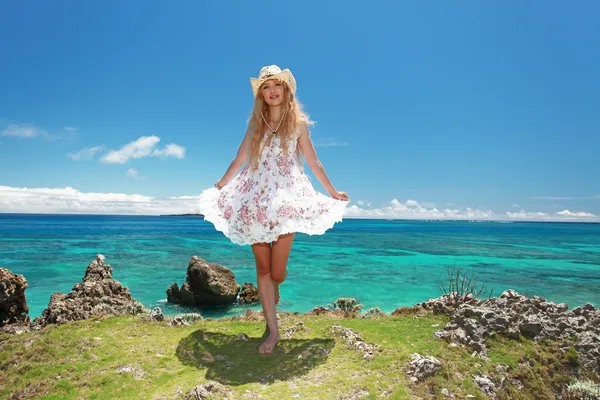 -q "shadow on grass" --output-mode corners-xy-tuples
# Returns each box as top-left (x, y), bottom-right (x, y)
(176, 329), (335, 385)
